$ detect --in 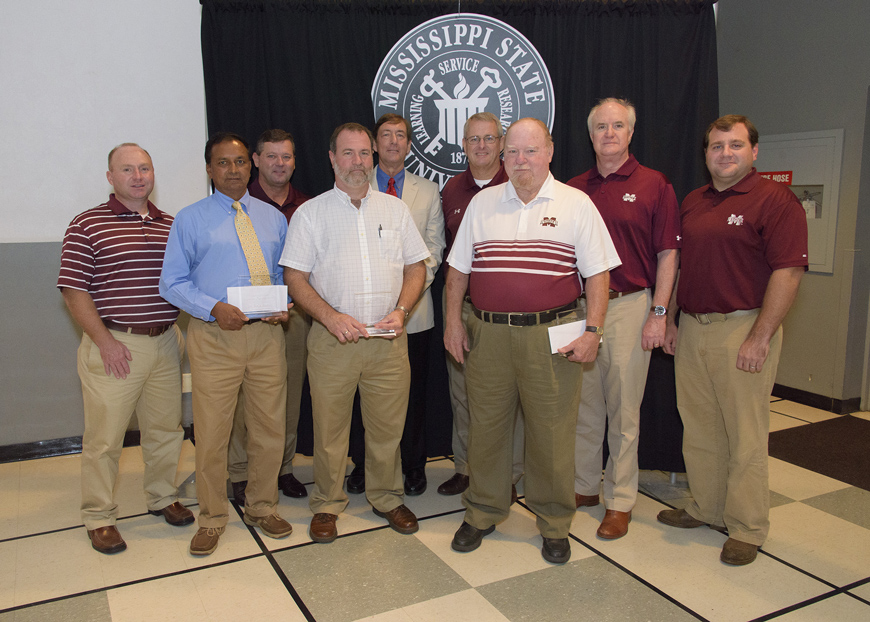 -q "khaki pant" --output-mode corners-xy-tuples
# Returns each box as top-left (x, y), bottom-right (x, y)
(228, 307), (310, 482)
(575, 290), (651, 512)
(307, 322), (410, 516)
(78, 326), (184, 529)
(463, 309), (583, 538)
(444, 297), (524, 482)
(675, 310), (780, 546)
(188, 319), (286, 528)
